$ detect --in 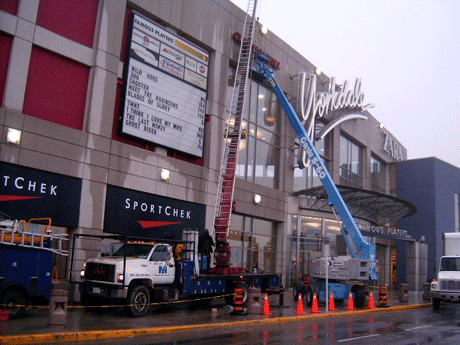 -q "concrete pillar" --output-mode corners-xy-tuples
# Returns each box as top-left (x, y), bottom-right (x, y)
(406, 241), (428, 291)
